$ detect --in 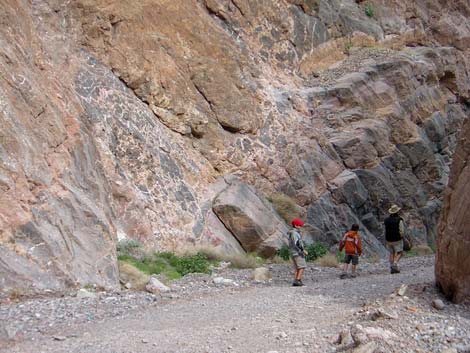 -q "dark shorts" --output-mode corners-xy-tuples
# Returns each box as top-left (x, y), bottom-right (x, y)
(344, 254), (359, 265)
